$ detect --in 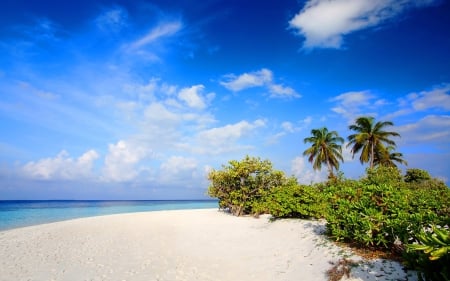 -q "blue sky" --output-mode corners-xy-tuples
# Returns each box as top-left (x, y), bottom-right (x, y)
(0, 0), (449, 199)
